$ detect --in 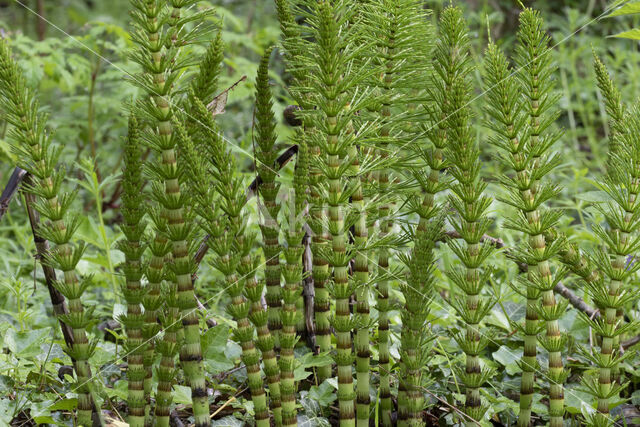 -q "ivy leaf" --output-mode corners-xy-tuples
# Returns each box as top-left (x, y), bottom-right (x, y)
(202, 326), (236, 374)
(309, 381), (337, 407)
(293, 351), (333, 381)
(492, 346), (522, 375)
(48, 398), (77, 411)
